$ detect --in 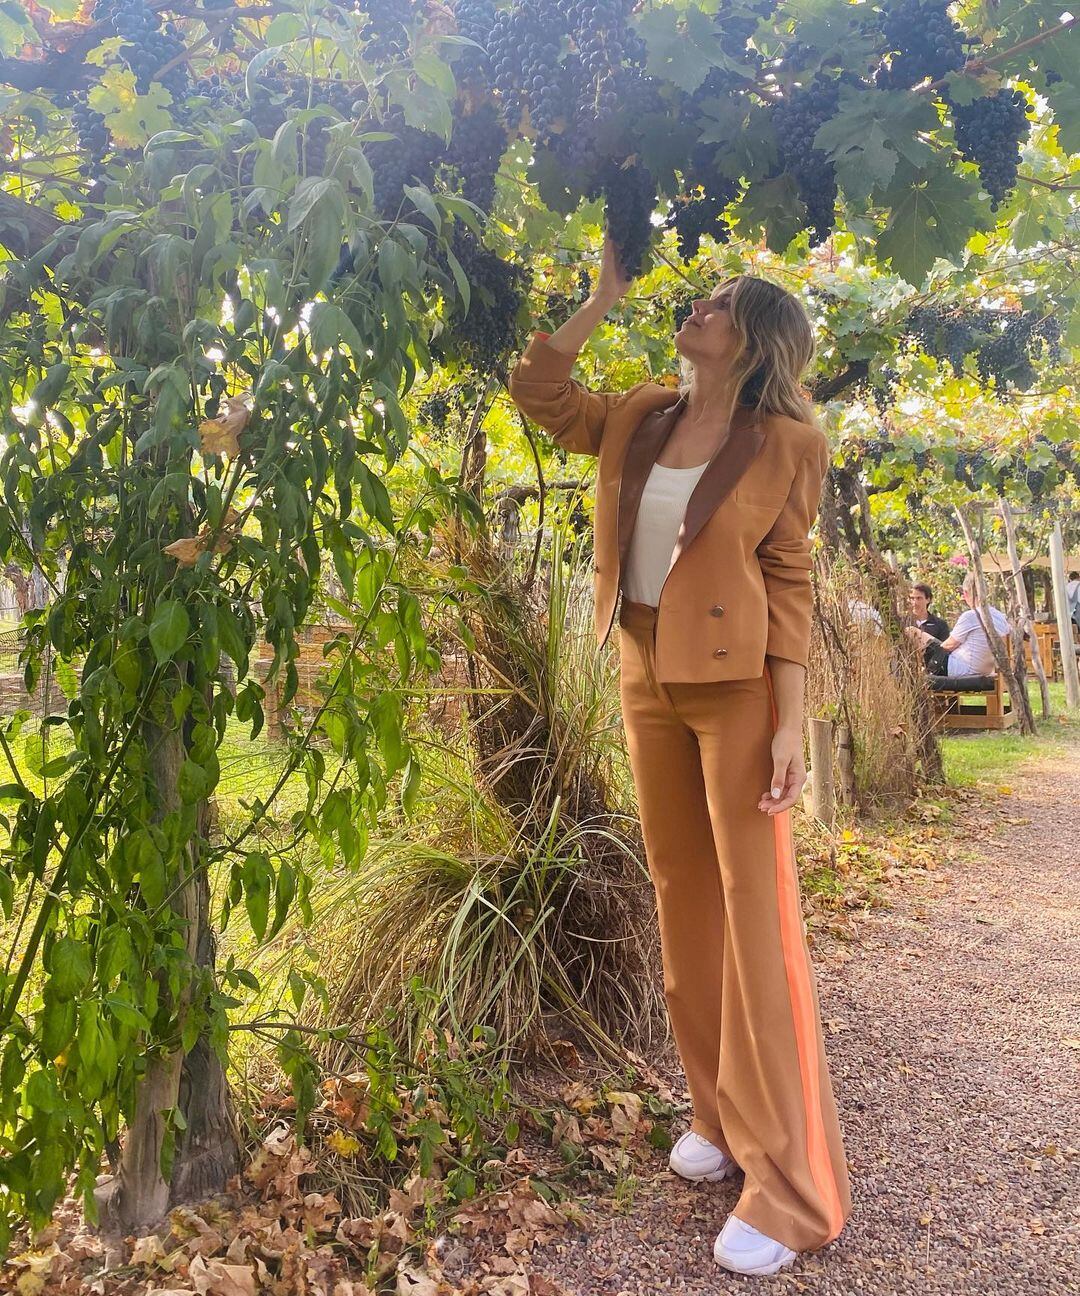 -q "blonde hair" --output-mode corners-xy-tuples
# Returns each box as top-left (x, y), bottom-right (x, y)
(677, 275), (819, 426)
